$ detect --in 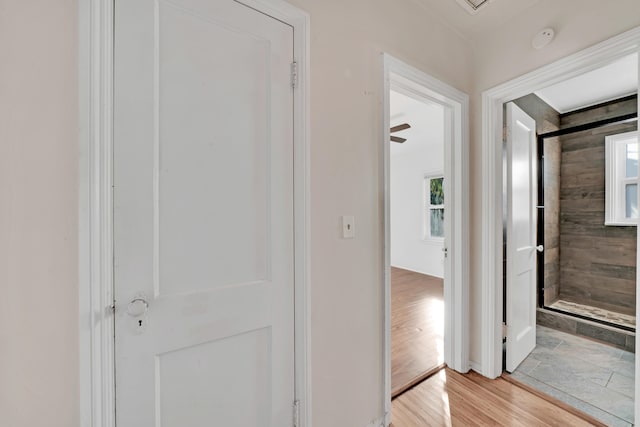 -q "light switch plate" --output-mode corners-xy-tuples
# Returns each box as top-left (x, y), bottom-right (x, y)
(342, 215), (355, 238)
